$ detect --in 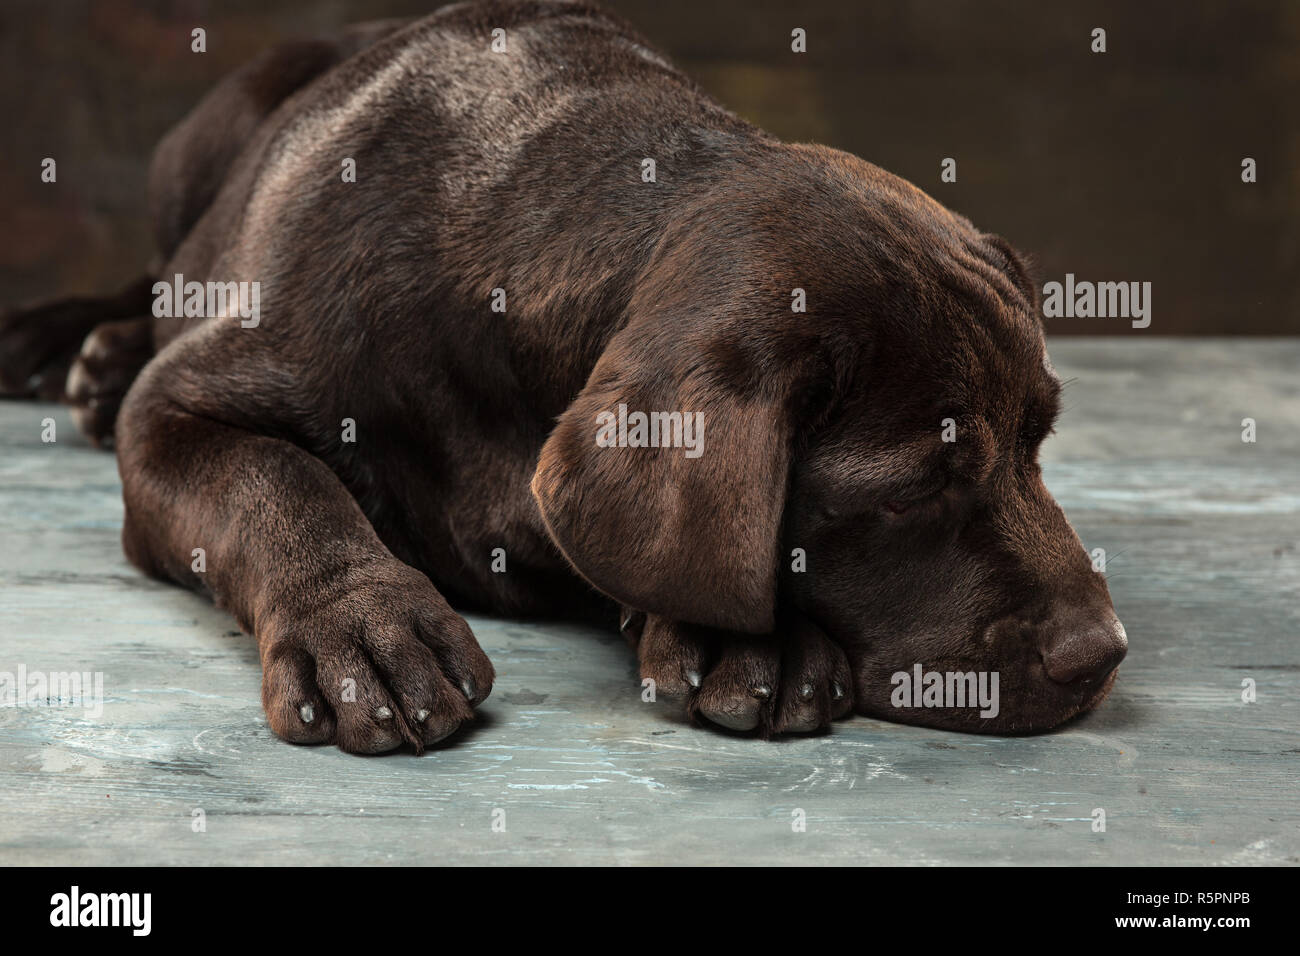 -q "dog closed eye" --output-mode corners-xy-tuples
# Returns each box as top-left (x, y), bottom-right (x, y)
(882, 474), (950, 515)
